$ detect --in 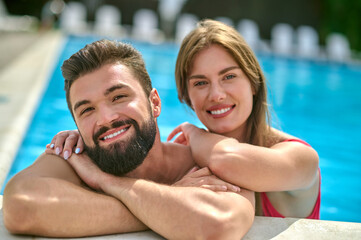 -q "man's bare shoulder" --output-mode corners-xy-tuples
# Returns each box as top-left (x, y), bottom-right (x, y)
(161, 142), (195, 180)
(16, 152), (82, 185)
(162, 142), (192, 160)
